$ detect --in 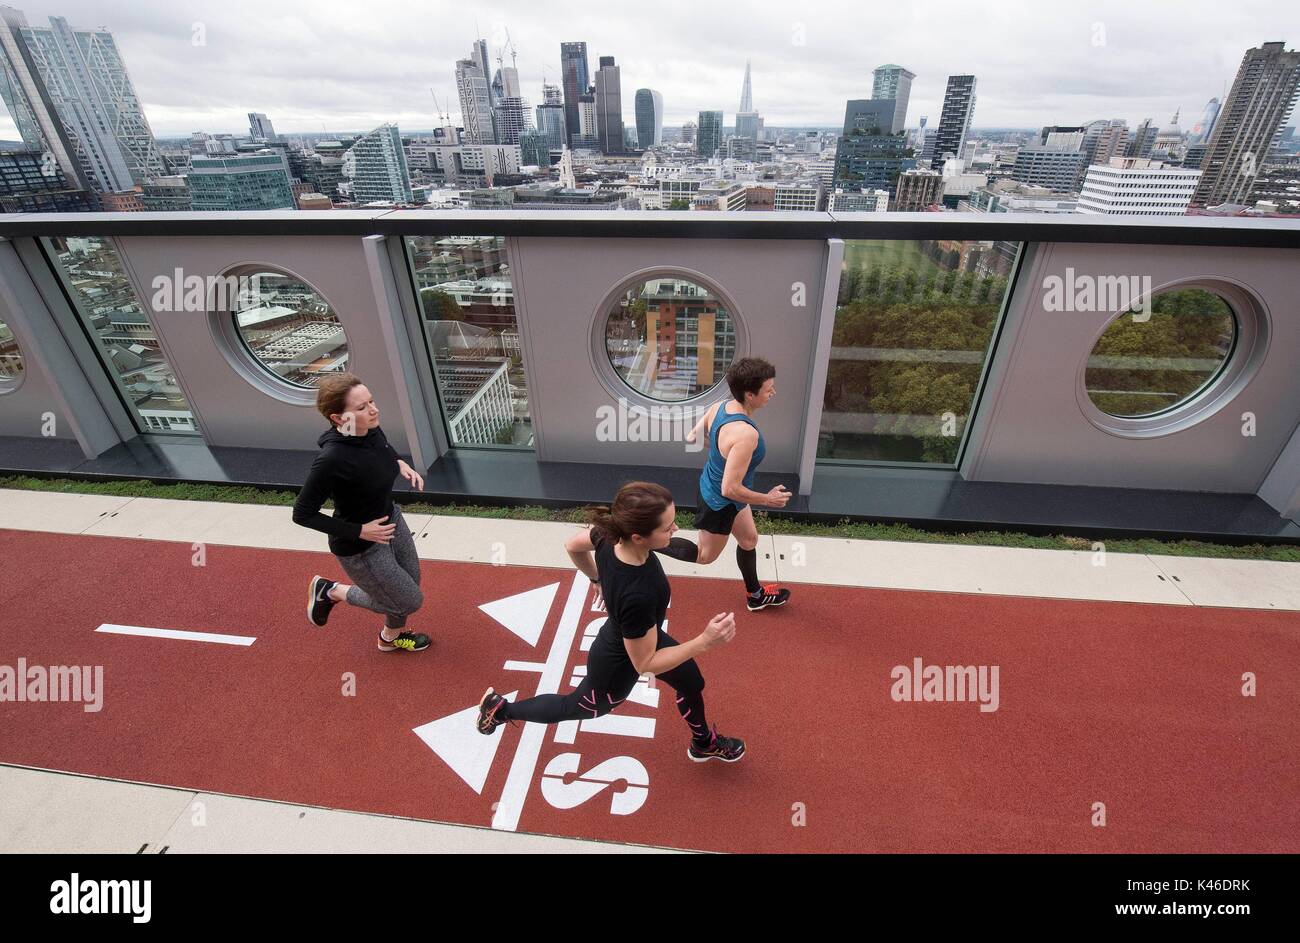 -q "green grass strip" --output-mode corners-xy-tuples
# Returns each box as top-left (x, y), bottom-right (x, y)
(1, 474), (1296, 562)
